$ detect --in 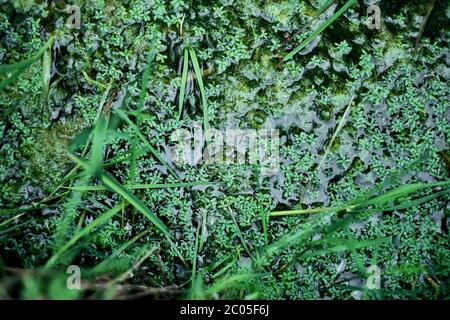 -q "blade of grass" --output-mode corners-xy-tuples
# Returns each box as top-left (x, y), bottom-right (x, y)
(264, 217), (325, 256)
(0, 66), (27, 90)
(211, 259), (237, 279)
(282, 0), (357, 63)
(228, 207), (257, 263)
(0, 213), (26, 229)
(0, 36), (55, 73)
(67, 152), (172, 240)
(359, 181), (450, 207)
(137, 48), (157, 112)
(272, 181), (450, 217)
(359, 188), (449, 213)
(415, 0), (436, 50)
(301, 237), (391, 259)
(42, 45), (51, 104)
(91, 114), (109, 174)
(0, 222), (29, 237)
(188, 47), (209, 131)
(81, 70), (109, 89)
(190, 225), (200, 298)
(261, 210), (269, 246)
(318, 95), (354, 169)
(68, 126), (94, 153)
(89, 229), (151, 275)
(317, 0), (336, 16)
(0, 204), (59, 215)
(109, 245), (158, 285)
(205, 273), (263, 297)
(165, 236), (188, 267)
(115, 109), (179, 179)
(101, 173), (173, 239)
(0, 36), (55, 90)
(279, 0), (335, 51)
(178, 48), (189, 120)
(271, 205), (351, 217)
(198, 210), (208, 252)
(130, 46), (157, 186)
(44, 204), (124, 268)
(45, 86), (112, 204)
(204, 253), (233, 273)
(66, 181), (217, 191)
